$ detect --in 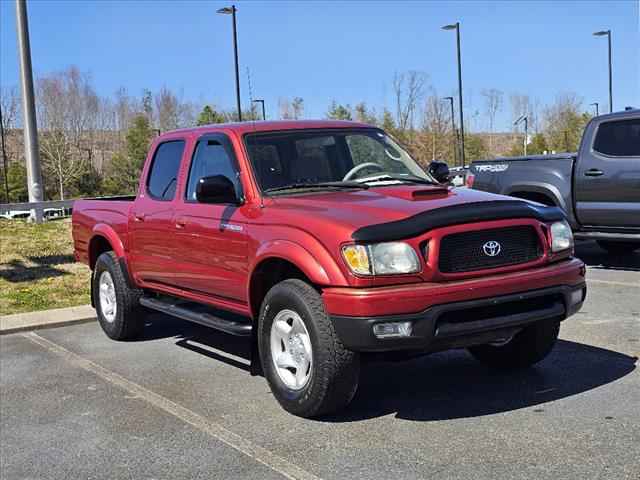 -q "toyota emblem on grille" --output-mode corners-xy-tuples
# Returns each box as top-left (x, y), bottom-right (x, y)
(482, 241), (502, 257)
